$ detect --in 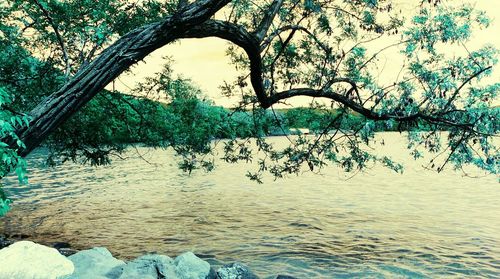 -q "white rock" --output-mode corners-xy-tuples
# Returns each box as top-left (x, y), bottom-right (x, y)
(0, 241), (74, 279)
(174, 252), (212, 279)
(67, 247), (125, 279)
